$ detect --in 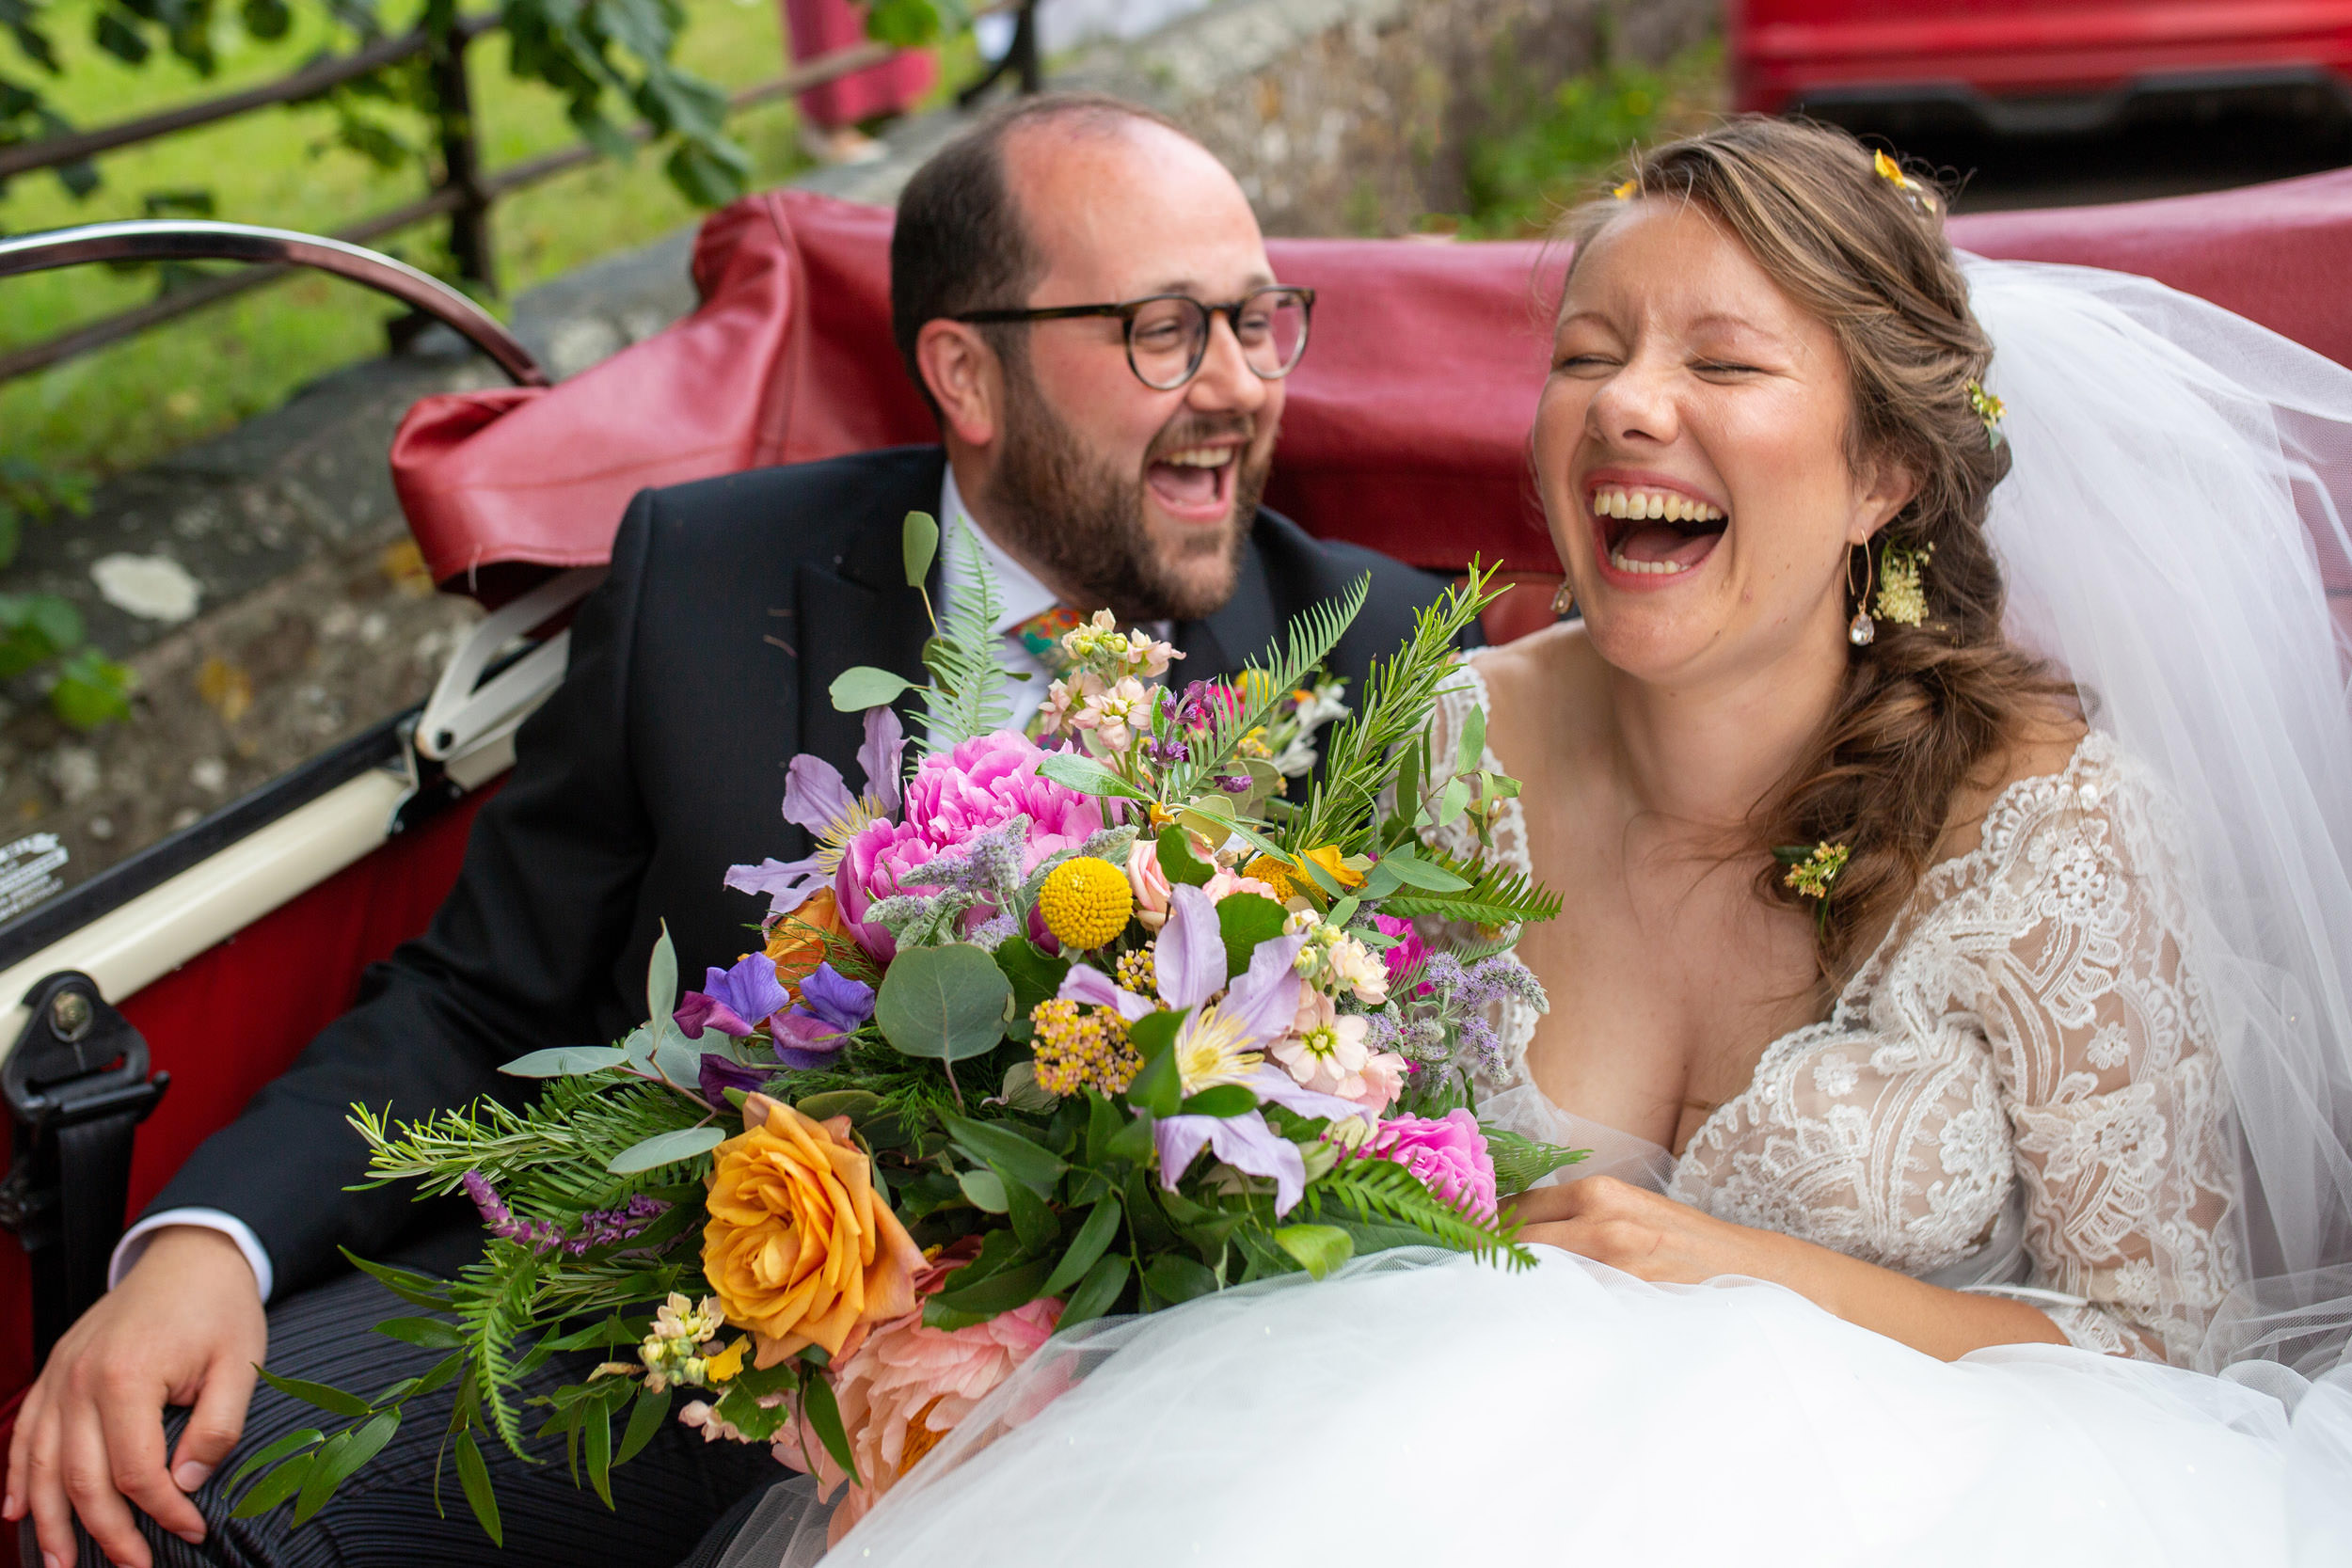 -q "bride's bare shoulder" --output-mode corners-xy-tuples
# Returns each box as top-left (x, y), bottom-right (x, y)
(1465, 621), (1606, 728)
